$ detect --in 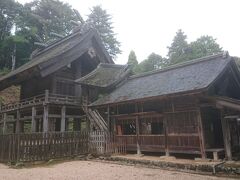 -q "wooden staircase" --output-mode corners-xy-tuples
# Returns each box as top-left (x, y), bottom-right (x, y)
(82, 105), (108, 131)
